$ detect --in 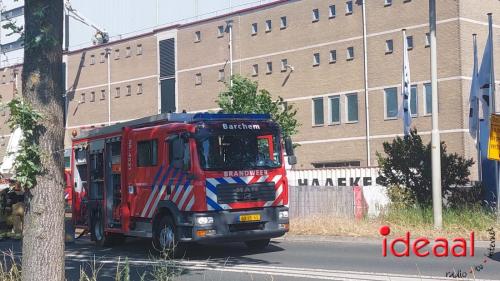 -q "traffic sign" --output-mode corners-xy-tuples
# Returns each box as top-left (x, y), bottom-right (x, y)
(487, 114), (500, 160)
